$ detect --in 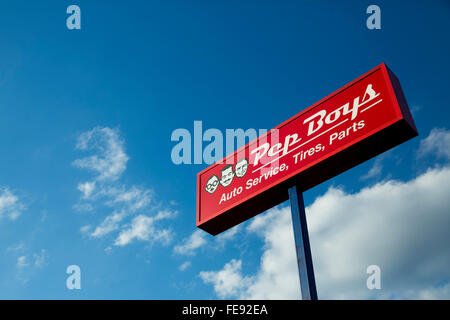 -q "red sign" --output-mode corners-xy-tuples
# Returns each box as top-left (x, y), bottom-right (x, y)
(197, 63), (417, 235)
